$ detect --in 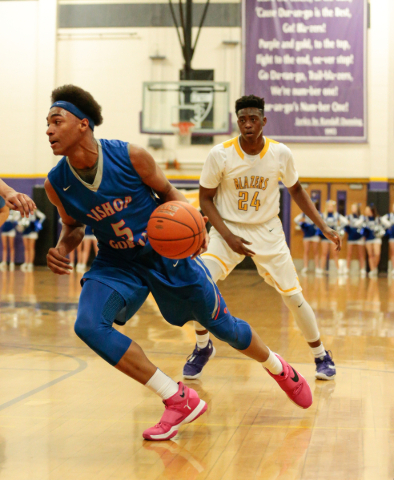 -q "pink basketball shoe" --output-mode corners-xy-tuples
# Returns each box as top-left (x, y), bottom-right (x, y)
(264, 354), (313, 409)
(143, 382), (207, 441)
